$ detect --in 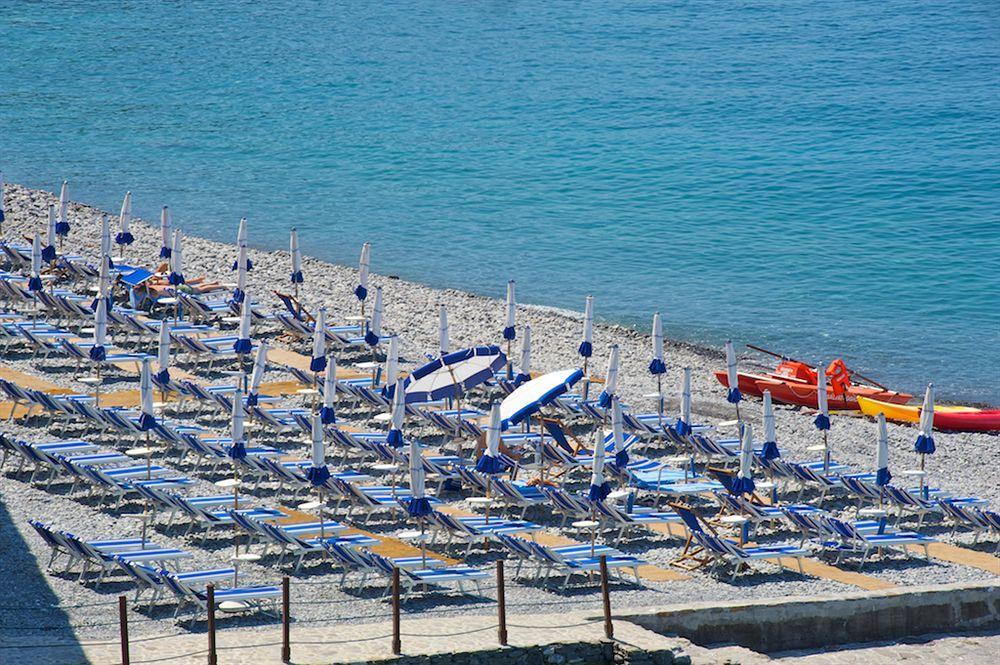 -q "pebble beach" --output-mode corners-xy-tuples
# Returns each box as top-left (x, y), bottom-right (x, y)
(1, 182), (997, 657)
